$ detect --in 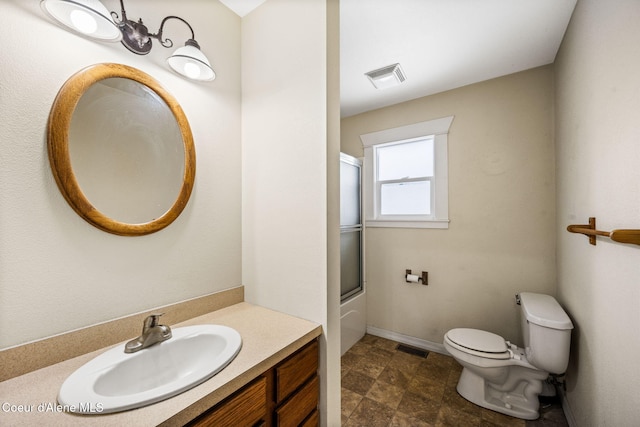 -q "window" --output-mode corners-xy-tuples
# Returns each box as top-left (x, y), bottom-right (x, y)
(361, 116), (453, 228)
(377, 137), (434, 216)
